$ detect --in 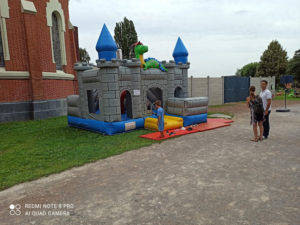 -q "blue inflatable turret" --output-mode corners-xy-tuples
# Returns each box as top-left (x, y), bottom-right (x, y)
(96, 24), (117, 61)
(172, 37), (188, 64)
